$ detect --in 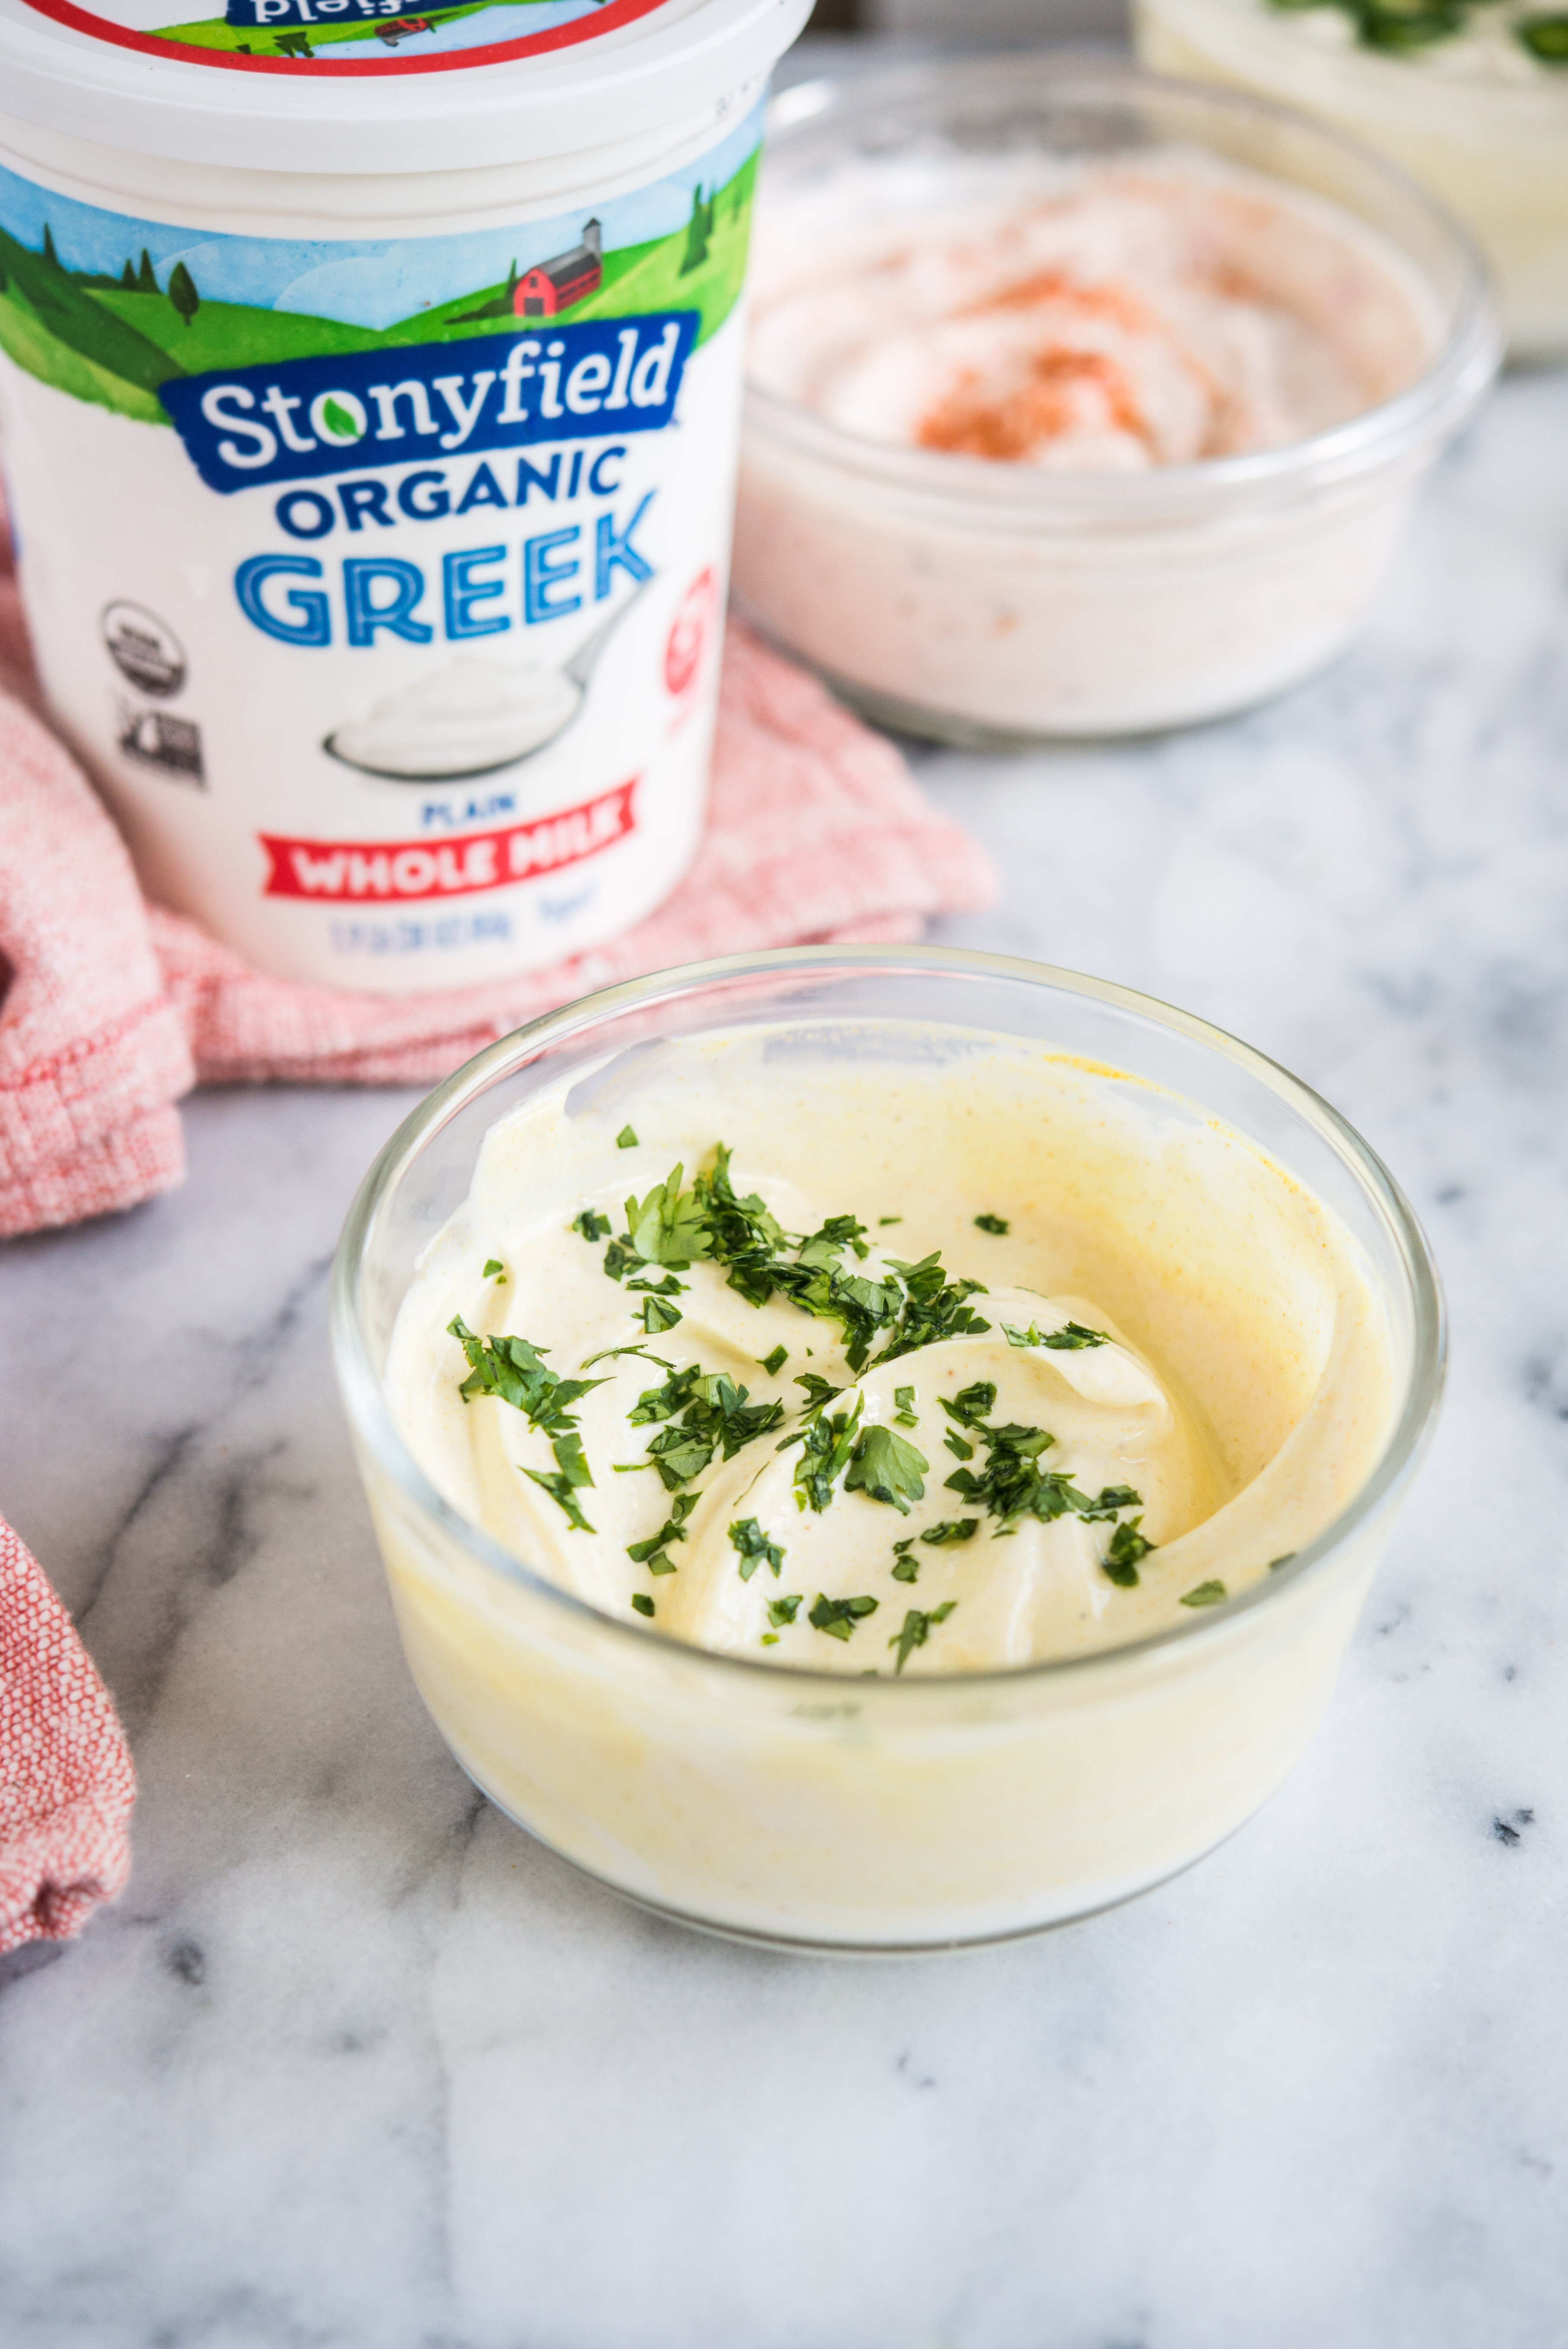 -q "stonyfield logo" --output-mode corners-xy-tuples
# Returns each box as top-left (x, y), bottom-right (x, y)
(225, 0), (449, 24)
(160, 316), (698, 496)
